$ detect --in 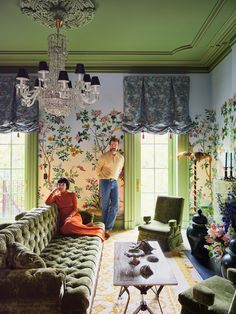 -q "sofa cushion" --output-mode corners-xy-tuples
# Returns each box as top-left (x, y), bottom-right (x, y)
(138, 220), (170, 234)
(40, 235), (103, 313)
(7, 242), (46, 269)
